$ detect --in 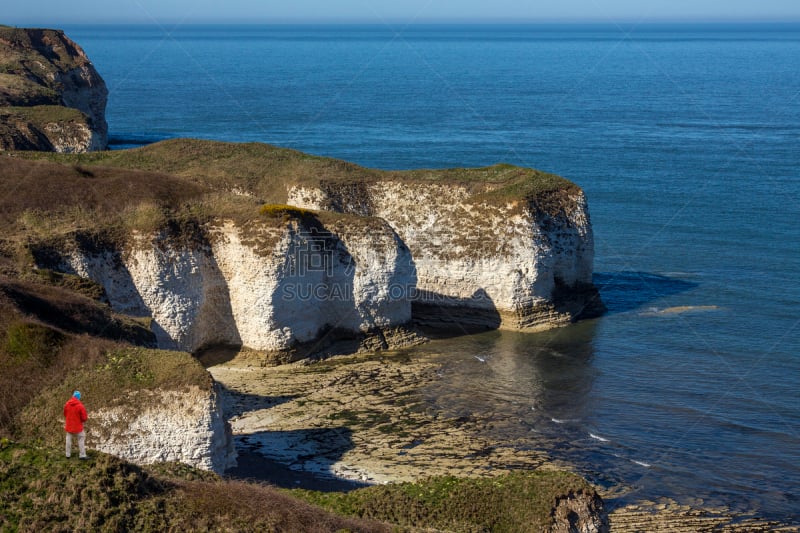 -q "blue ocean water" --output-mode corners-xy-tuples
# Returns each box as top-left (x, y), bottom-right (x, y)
(64, 23), (800, 520)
